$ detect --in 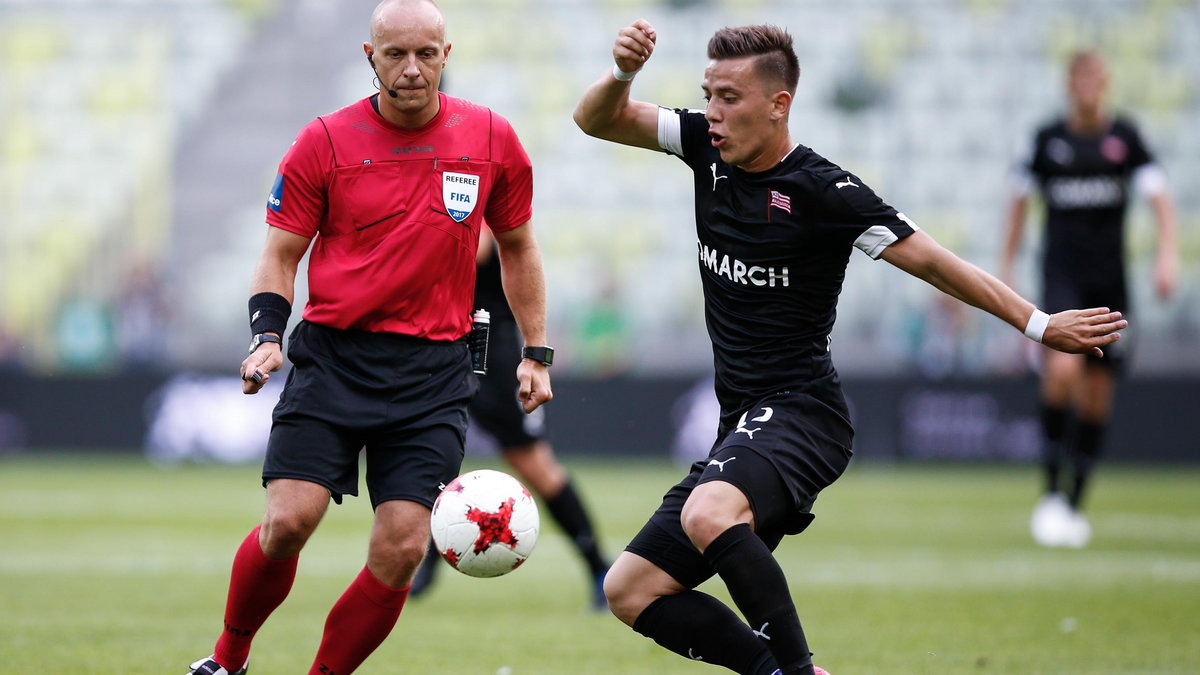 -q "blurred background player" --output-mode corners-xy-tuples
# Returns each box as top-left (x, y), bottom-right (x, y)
(1001, 49), (1179, 548)
(411, 227), (611, 609)
(187, 1), (552, 673)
